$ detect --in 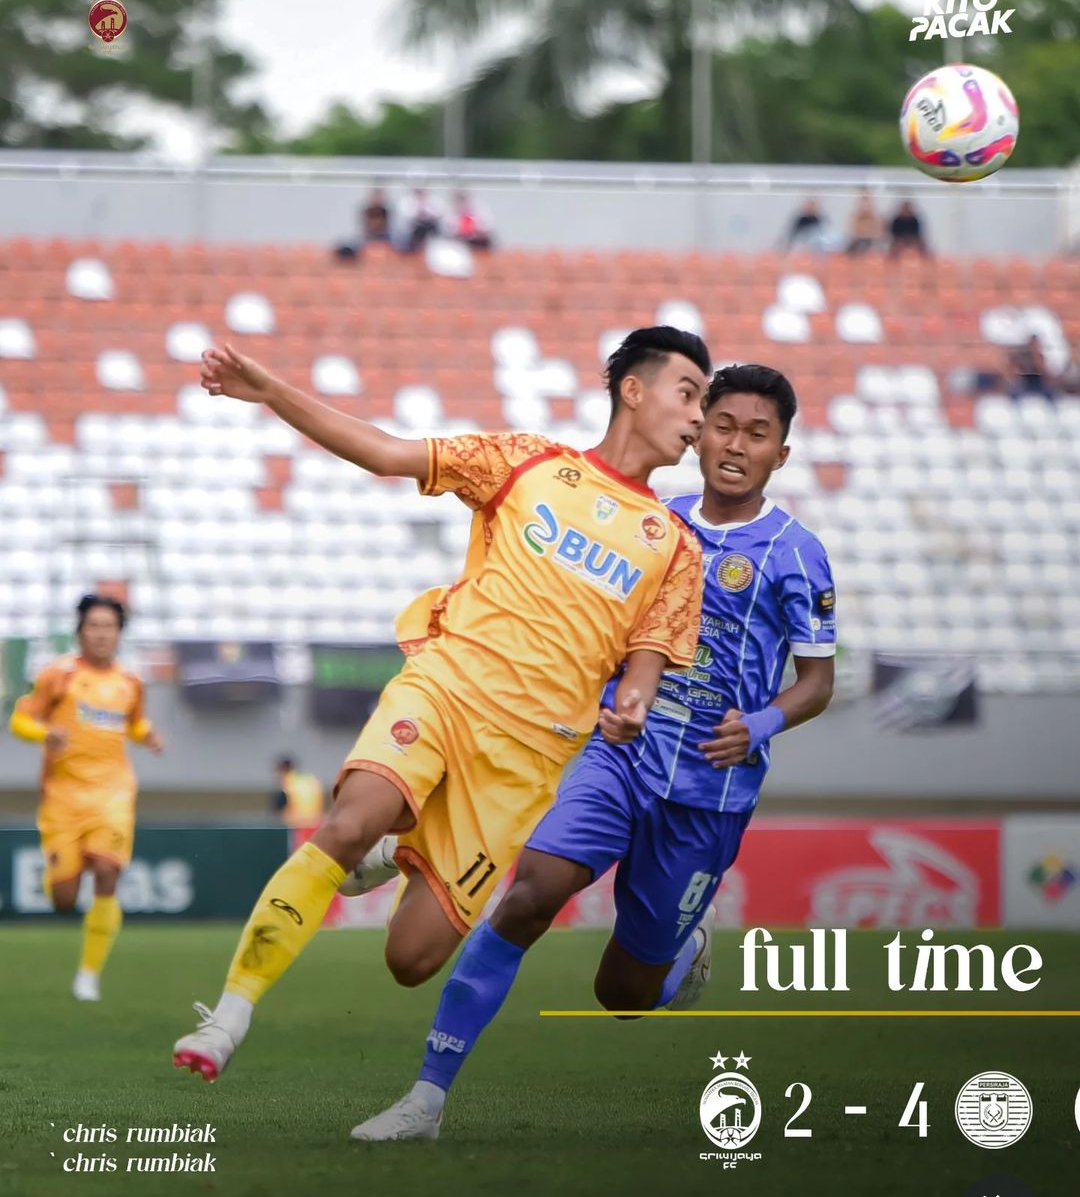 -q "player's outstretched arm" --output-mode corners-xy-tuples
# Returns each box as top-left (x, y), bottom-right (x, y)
(699, 656), (834, 768)
(598, 650), (667, 745)
(200, 343), (430, 481)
